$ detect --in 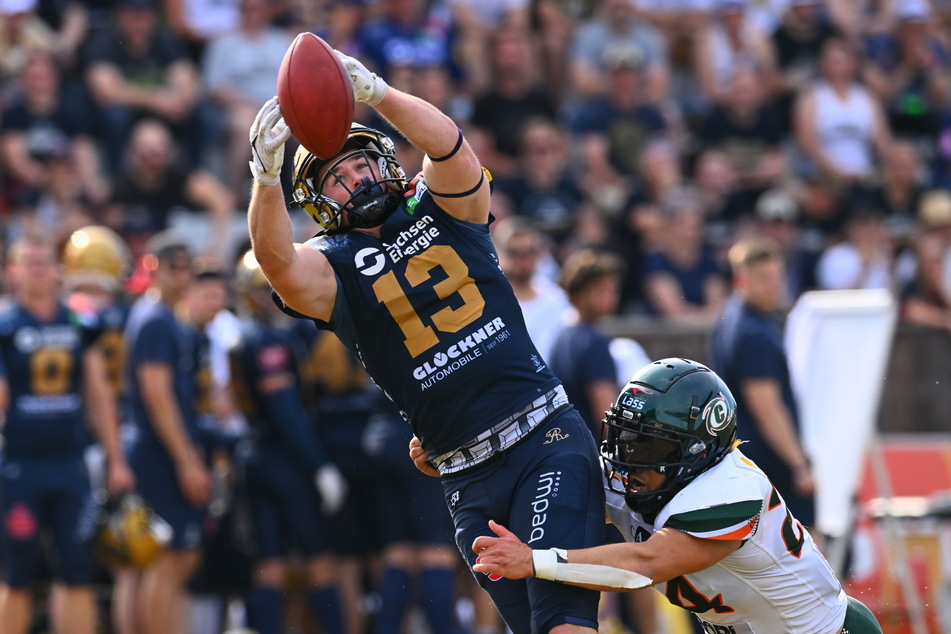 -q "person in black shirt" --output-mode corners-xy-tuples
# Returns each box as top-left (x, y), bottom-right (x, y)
(697, 66), (788, 200)
(470, 27), (557, 178)
(771, 0), (842, 128)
